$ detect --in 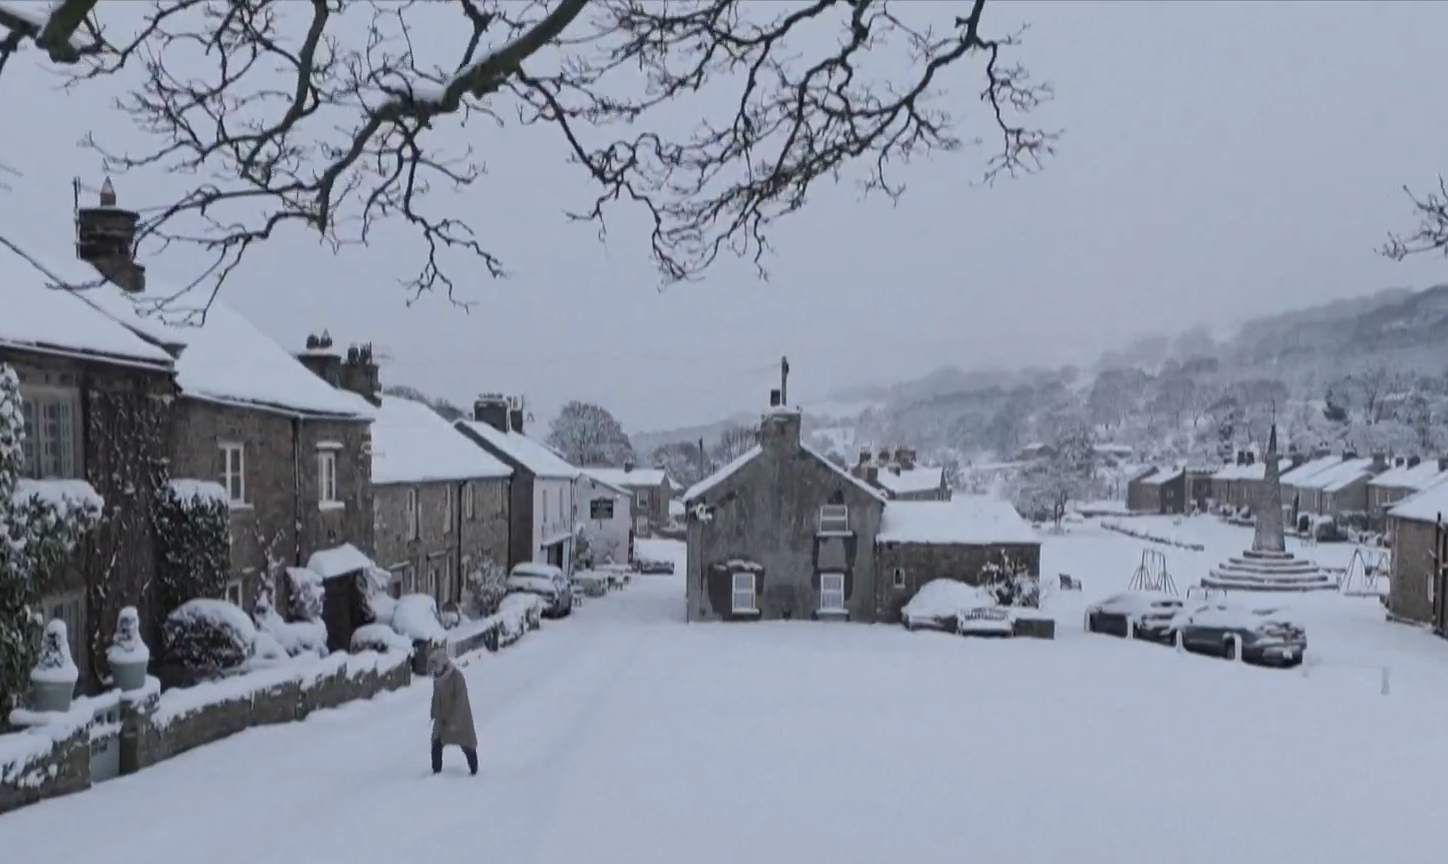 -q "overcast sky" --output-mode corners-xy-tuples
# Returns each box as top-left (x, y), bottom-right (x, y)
(3, 1), (1447, 433)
